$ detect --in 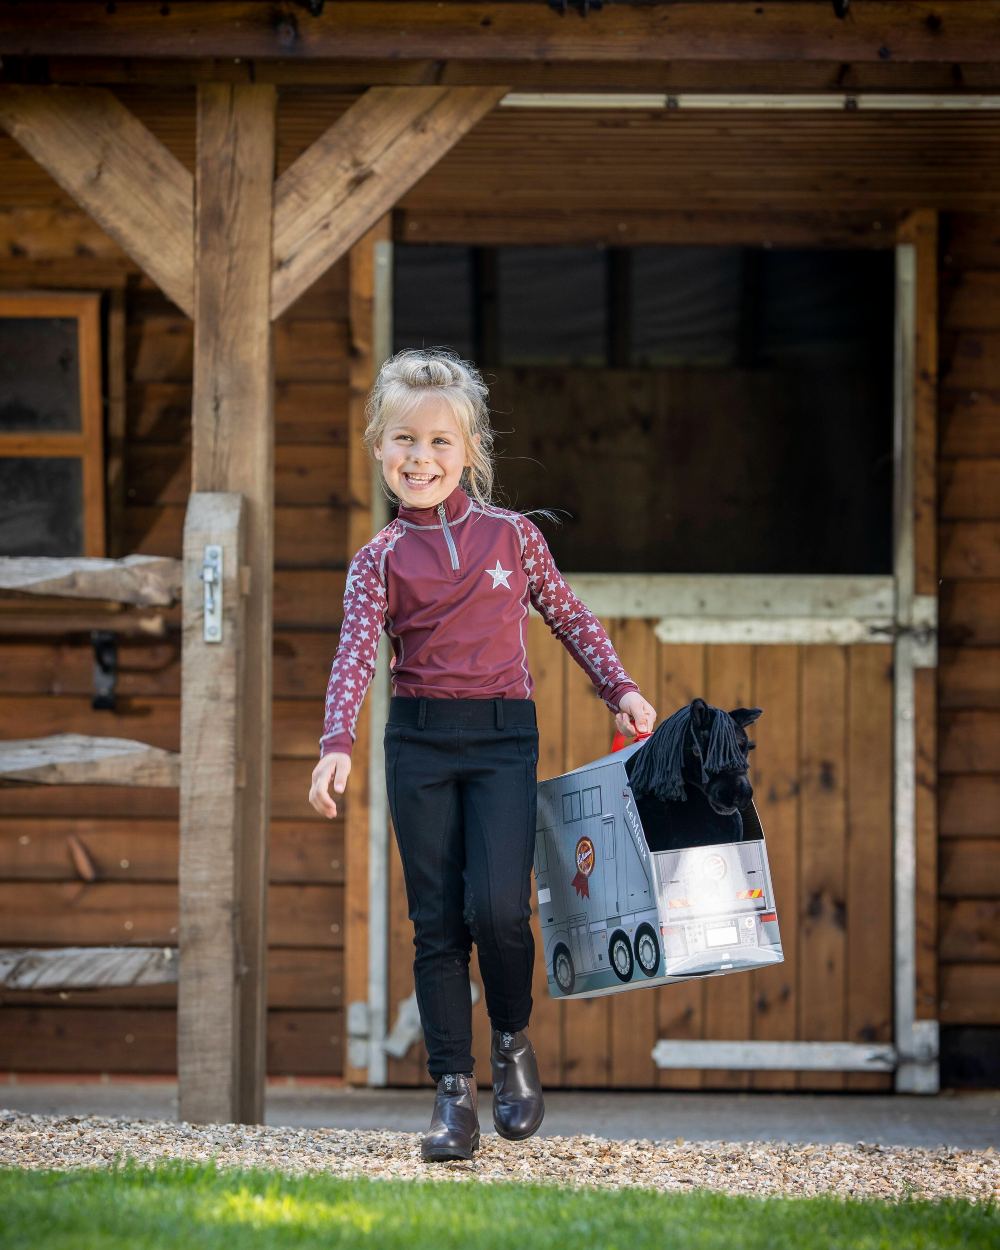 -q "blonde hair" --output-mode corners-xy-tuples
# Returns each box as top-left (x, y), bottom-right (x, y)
(363, 348), (496, 510)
